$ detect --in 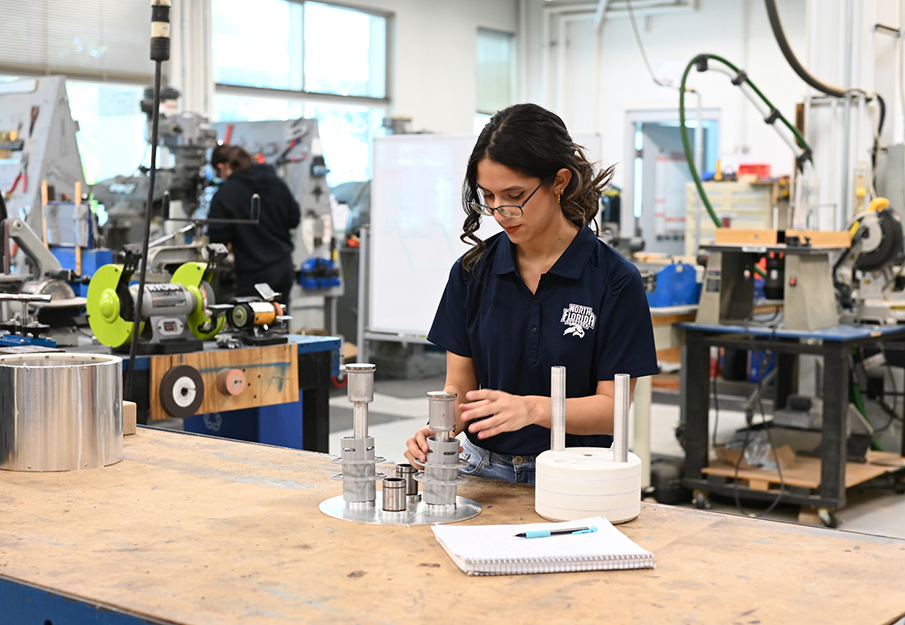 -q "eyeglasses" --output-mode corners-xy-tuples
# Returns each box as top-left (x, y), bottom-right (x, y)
(469, 175), (552, 218)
